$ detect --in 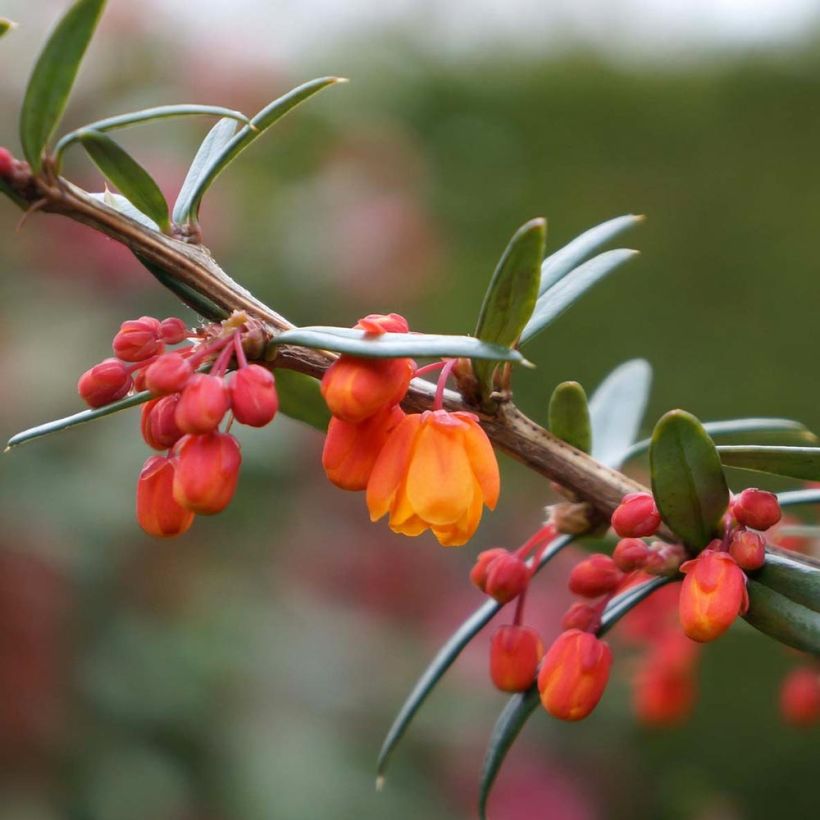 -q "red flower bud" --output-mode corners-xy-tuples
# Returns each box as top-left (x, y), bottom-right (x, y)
(322, 405), (404, 491)
(568, 553), (624, 598)
(611, 492), (661, 538)
(728, 529), (766, 571)
(158, 317), (188, 344)
(144, 352), (194, 396)
(561, 602), (600, 632)
(538, 629), (613, 721)
(77, 358), (132, 407)
(679, 550), (749, 642)
(490, 625), (544, 692)
(0, 147), (13, 178)
(484, 553), (529, 604)
(355, 313), (410, 334)
(173, 432), (241, 515)
(613, 538), (652, 572)
(141, 395), (184, 451)
(731, 488), (781, 531)
(470, 548), (509, 592)
(780, 666), (820, 727)
(136, 456), (194, 537)
(175, 374), (231, 434)
(112, 316), (163, 362)
(229, 365), (278, 427)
